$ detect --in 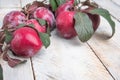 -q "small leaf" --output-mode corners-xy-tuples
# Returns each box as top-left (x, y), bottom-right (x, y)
(8, 58), (27, 68)
(50, 0), (58, 11)
(17, 24), (26, 28)
(49, 0), (66, 8)
(3, 53), (27, 67)
(56, 0), (66, 6)
(39, 32), (50, 48)
(0, 64), (3, 80)
(4, 30), (13, 43)
(74, 0), (80, 6)
(17, 24), (34, 28)
(74, 12), (94, 42)
(36, 18), (46, 26)
(27, 24), (34, 28)
(89, 8), (115, 37)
